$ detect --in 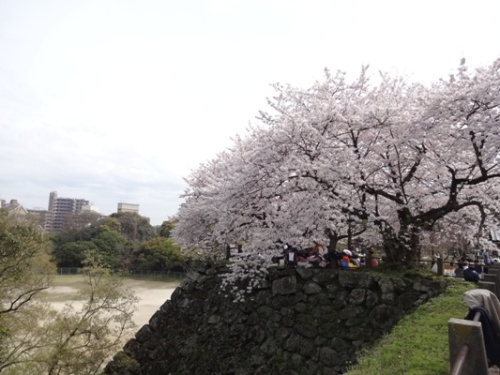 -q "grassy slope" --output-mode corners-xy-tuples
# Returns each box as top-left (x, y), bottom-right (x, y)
(347, 278), (476, 375)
